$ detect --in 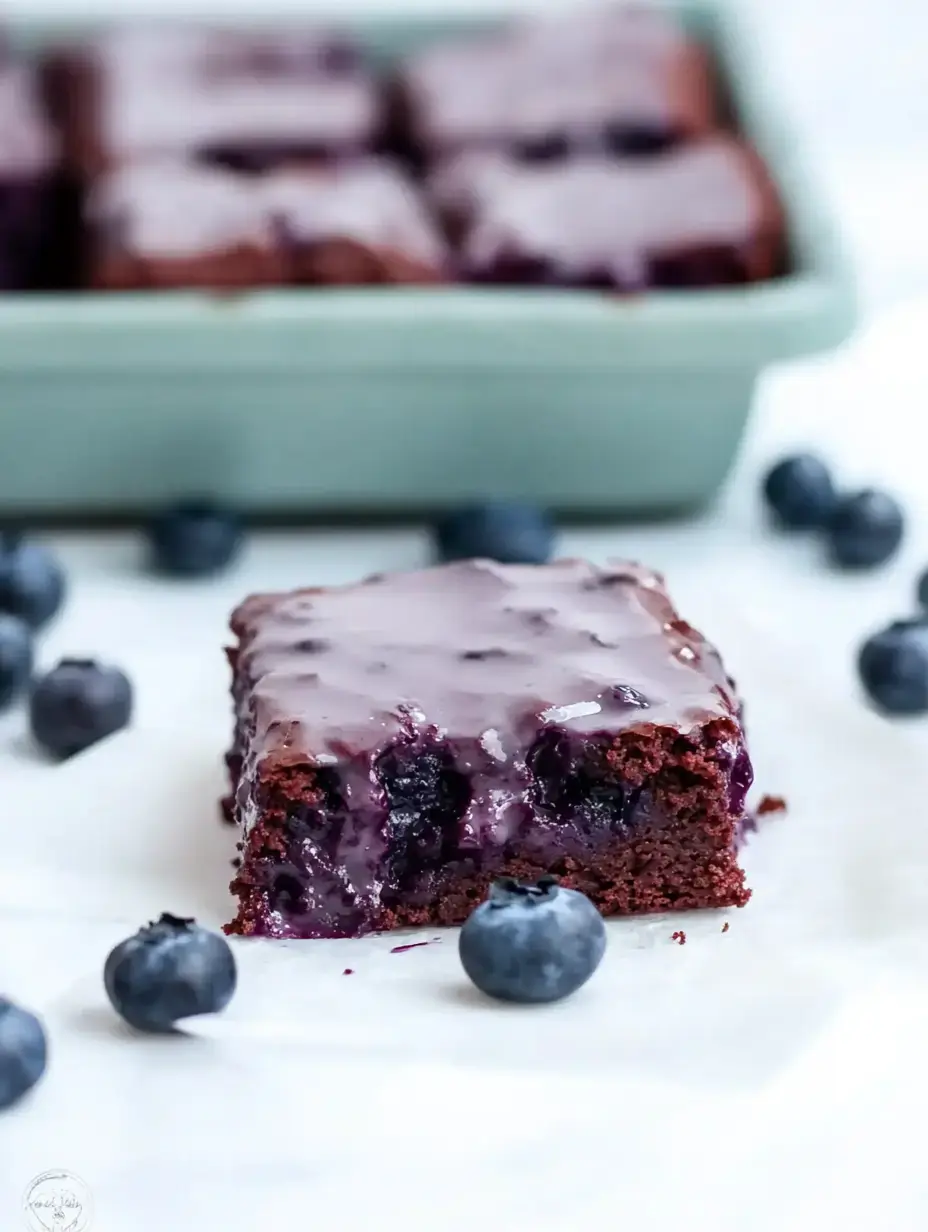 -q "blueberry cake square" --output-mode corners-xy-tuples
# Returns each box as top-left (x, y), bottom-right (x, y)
(48, 23), (380, 177)
(225, 559), (753, 939)
(396, 2), (716, 161)
(87, 158), (448, 290)
(432, 137), (784, 289)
